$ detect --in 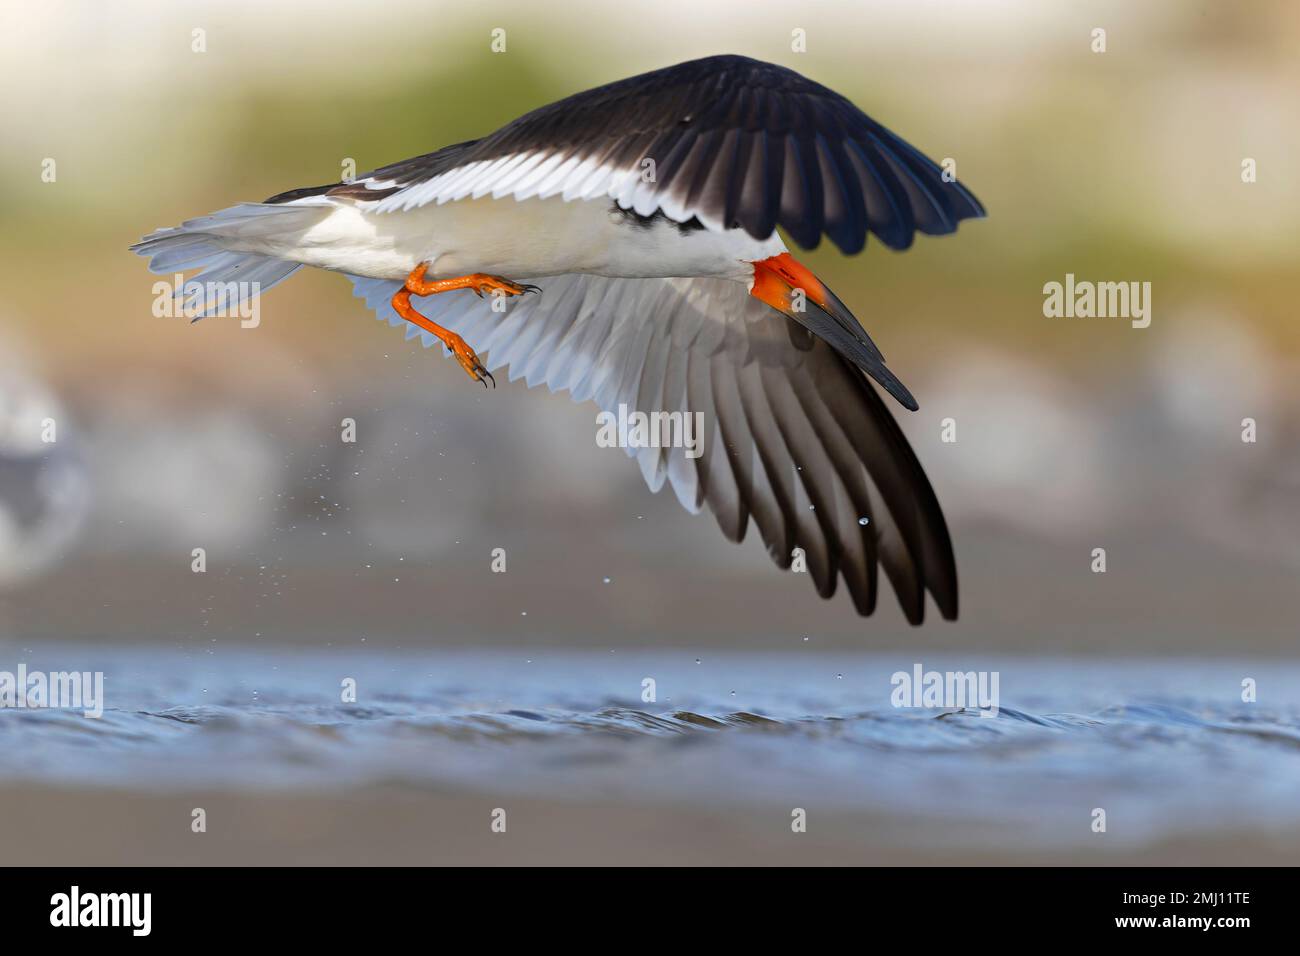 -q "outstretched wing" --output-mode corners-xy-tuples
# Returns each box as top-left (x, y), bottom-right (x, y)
(347, 272), (957, 623)
(340, 54), (984, 254)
